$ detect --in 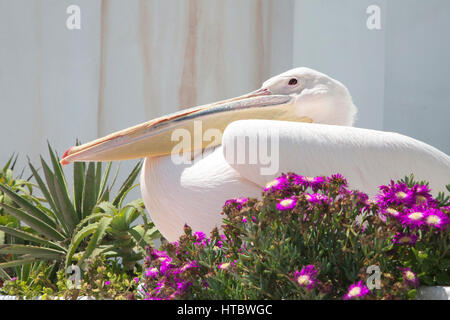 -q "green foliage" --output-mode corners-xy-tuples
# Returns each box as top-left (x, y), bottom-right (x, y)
(0, 143), (159, 281)
(57, 255), (141, 300)
(1, 255), (141, 300)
